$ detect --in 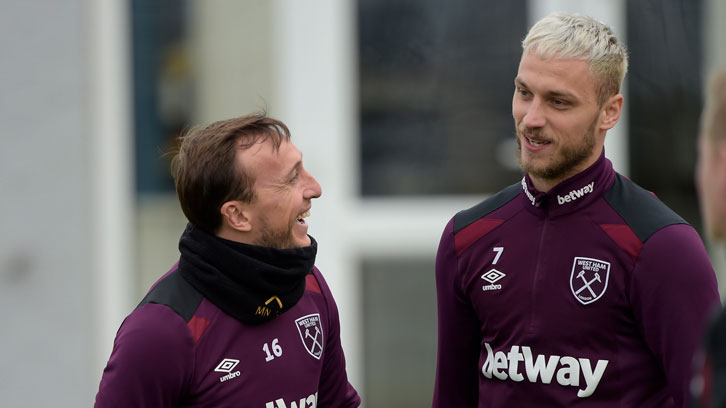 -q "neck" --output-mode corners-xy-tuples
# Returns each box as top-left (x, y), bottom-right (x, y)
(530, 174), (566, 193)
